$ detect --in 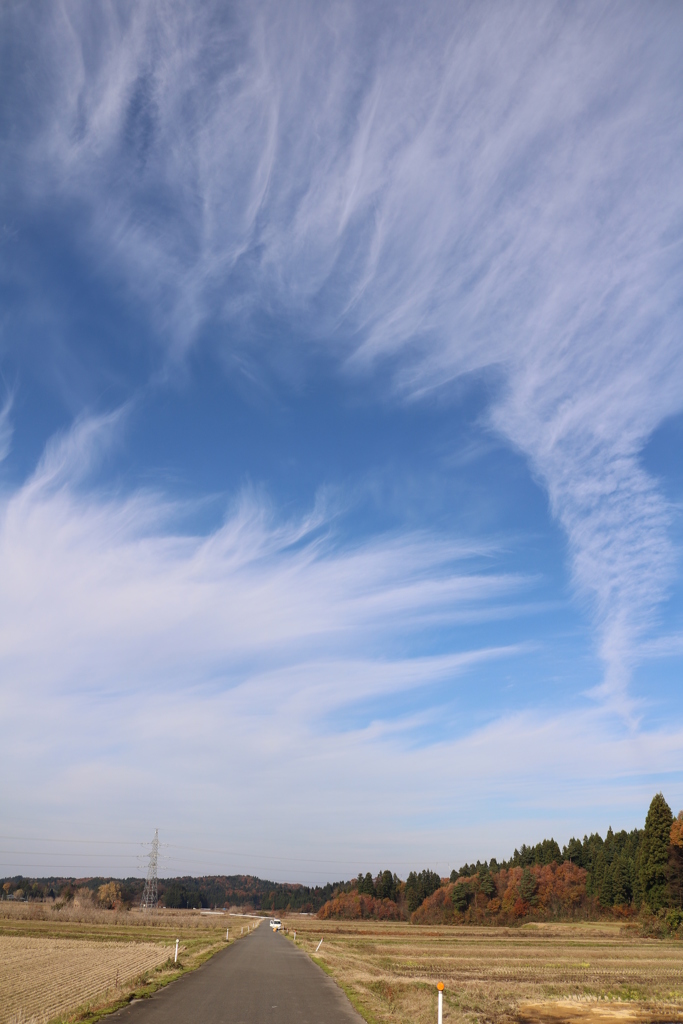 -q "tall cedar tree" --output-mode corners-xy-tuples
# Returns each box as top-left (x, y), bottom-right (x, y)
(640, 793), (673, 910)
